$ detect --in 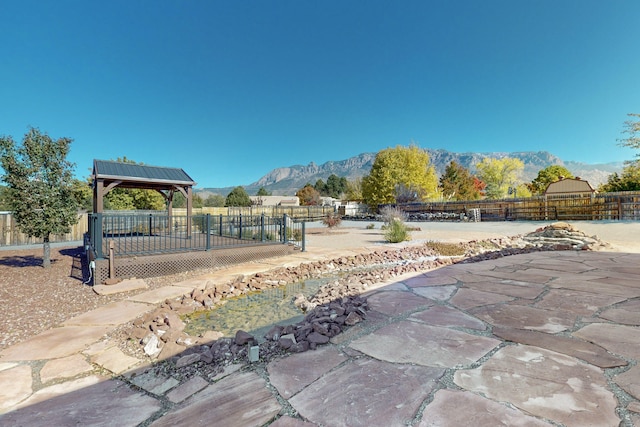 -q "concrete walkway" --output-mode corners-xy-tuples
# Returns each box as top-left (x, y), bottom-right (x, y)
(1, 245), (640, 426)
